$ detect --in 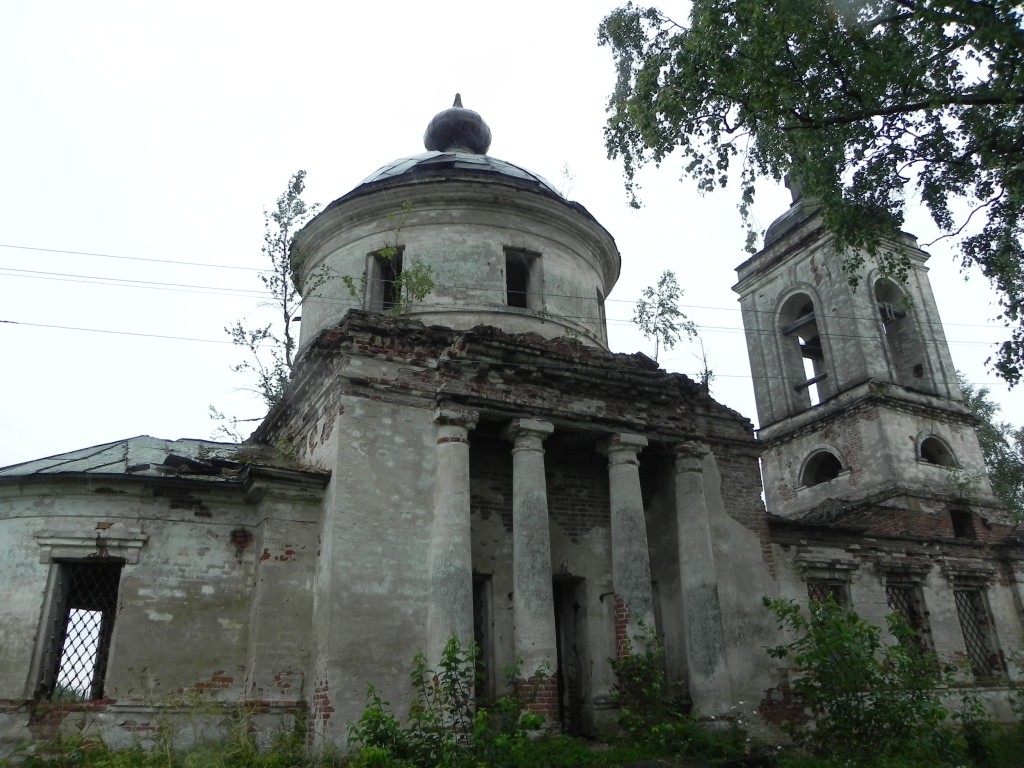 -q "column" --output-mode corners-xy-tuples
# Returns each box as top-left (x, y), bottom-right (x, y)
(427, 407), (478, 662)
(674, 441), (733, 714)
(503, 418), (559, 719)
(599, 433), (656, 656)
